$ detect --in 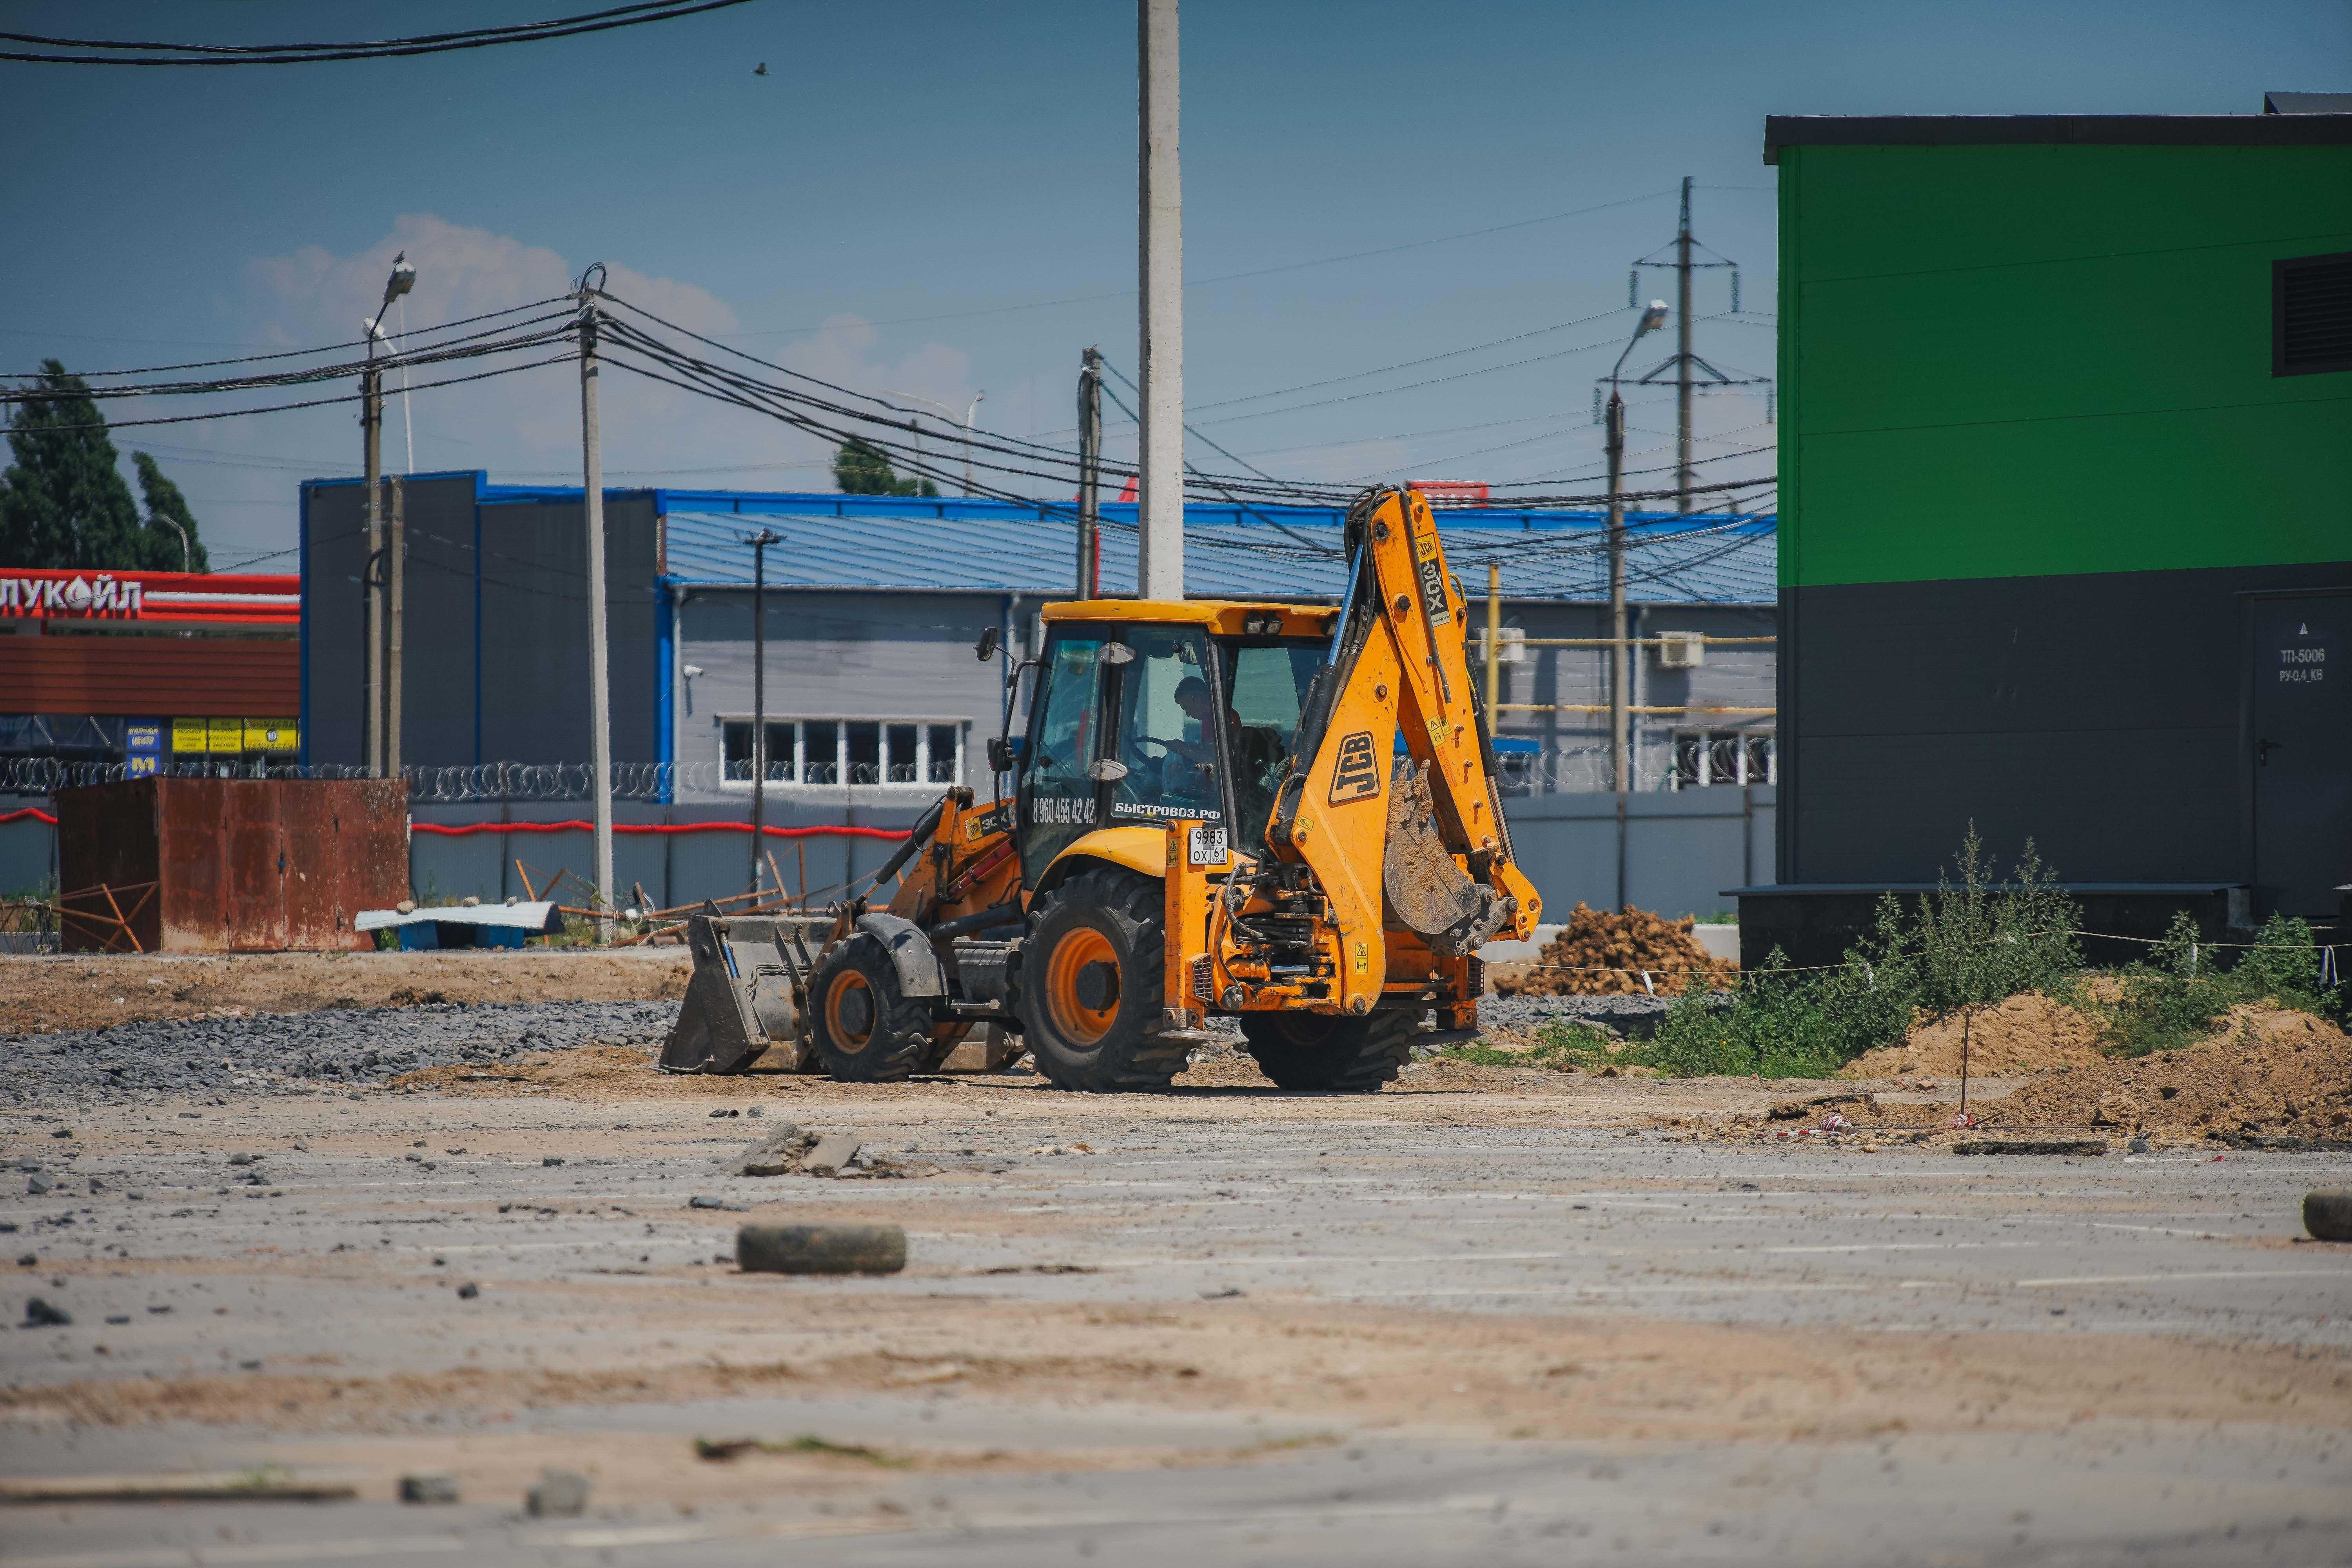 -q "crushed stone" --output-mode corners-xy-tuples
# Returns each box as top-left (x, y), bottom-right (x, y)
(1, 1000), (677, 1107)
